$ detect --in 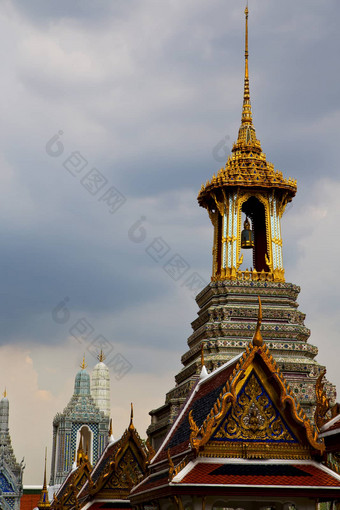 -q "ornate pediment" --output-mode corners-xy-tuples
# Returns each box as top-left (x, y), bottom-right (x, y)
(51, 460), (92, 510)
(212, 371), (297, 443)
(89, 427), (150, 499)
(188, 339), (324, 459)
